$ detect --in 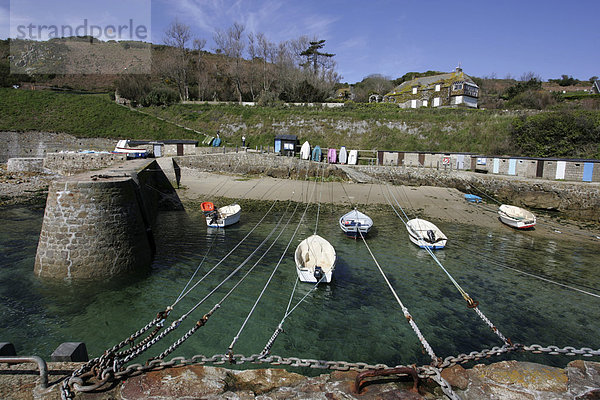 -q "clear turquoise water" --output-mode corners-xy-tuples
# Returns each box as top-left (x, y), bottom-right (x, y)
(1, 203), (599, 369)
